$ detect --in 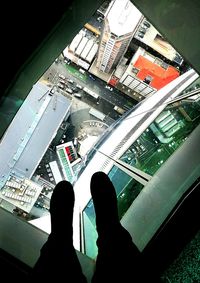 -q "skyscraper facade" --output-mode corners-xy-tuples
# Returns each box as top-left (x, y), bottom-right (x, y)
(96, 0), (142, 73)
